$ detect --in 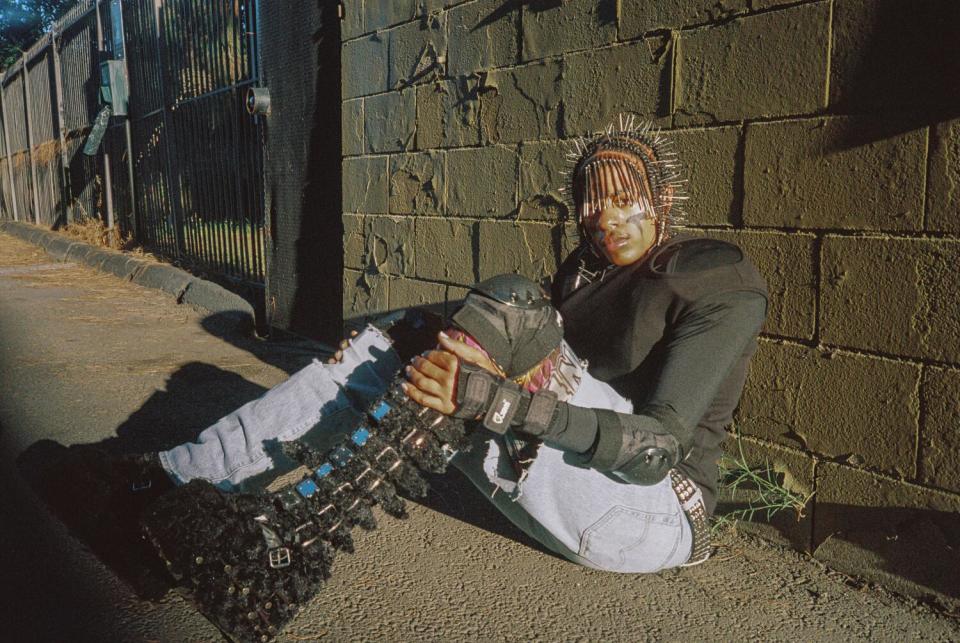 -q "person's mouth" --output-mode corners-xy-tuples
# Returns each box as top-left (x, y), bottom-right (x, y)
(606, 234), (631, 250)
